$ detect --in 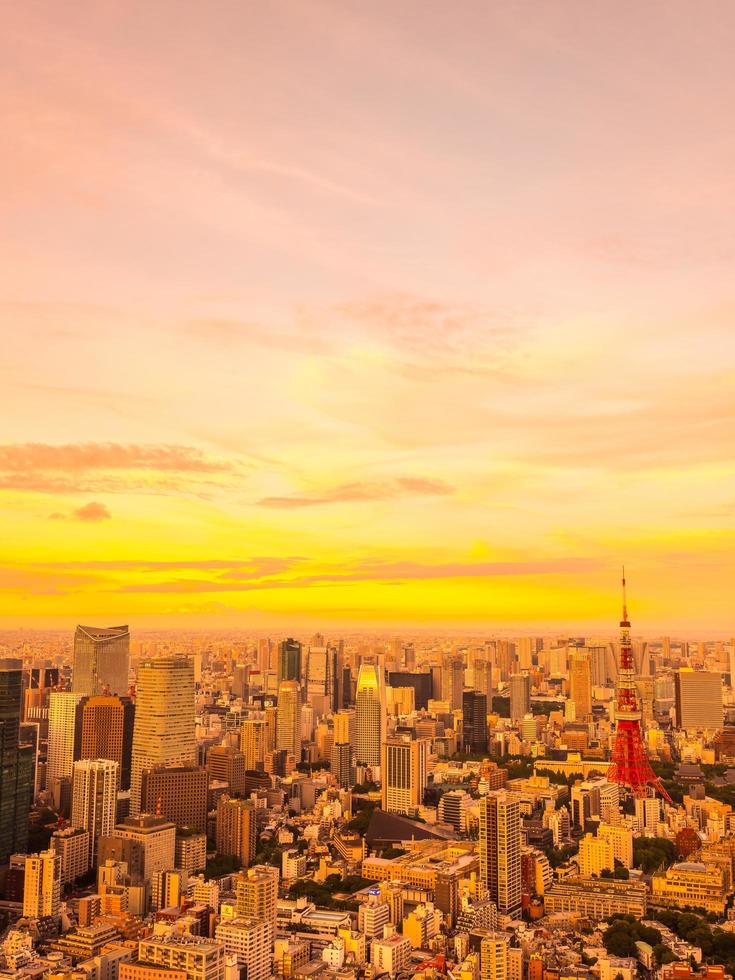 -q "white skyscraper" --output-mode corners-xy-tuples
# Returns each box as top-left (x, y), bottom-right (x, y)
(71, 758), (118, 867)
